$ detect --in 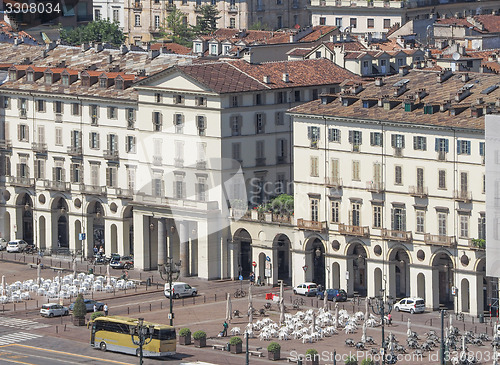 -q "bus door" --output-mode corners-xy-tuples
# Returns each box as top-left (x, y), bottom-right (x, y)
(90, 322), (96, 345)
